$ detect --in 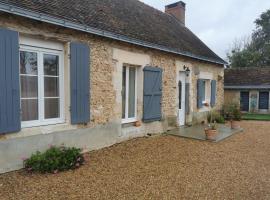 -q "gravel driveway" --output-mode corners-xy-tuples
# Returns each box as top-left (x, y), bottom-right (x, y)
(0, 121), (270, 200)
